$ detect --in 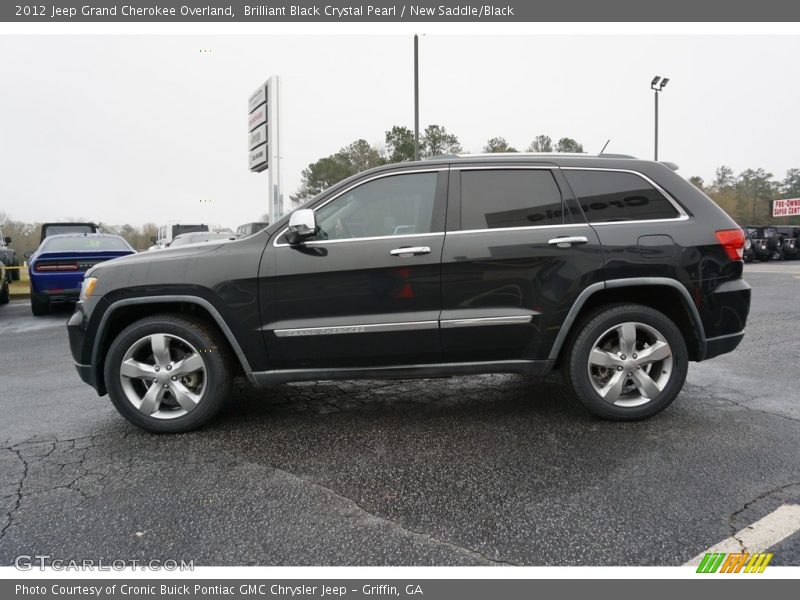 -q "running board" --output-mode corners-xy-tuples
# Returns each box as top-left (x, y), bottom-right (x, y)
(248, 359), (554, 387)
